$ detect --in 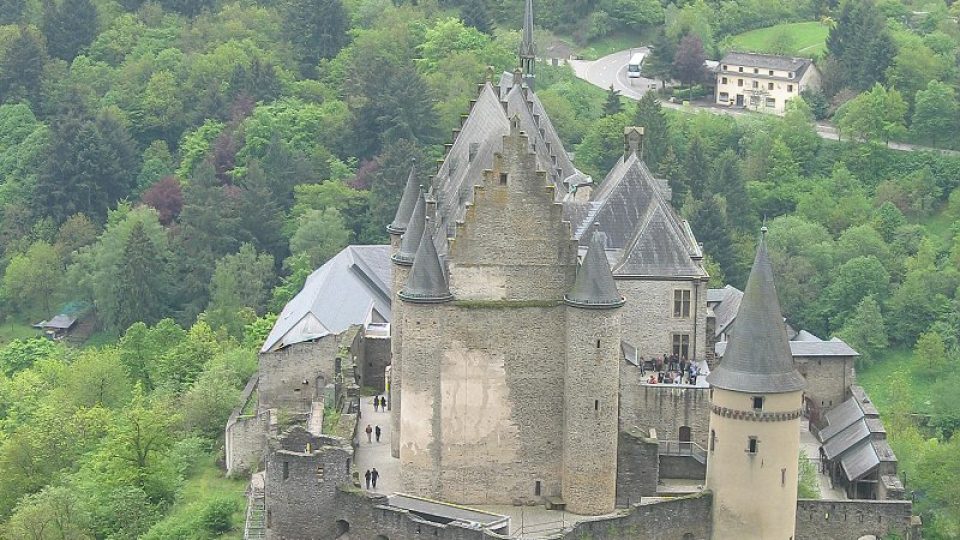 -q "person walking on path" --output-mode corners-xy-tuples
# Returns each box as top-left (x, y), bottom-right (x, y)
(364, 469), (372, 489)
(373, 397), (379, 412)
(380, 396), (386, 410)
(365, 424), (373, 443)
(371, 468), (380, 489)
(375, 425), (381, 442)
